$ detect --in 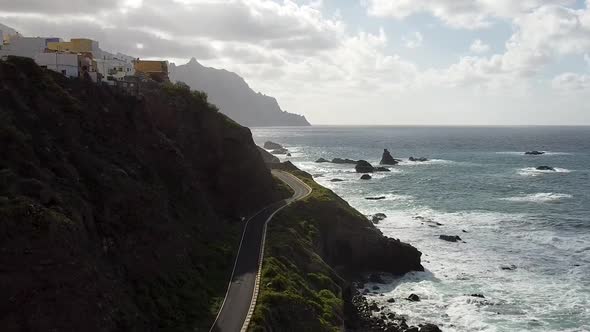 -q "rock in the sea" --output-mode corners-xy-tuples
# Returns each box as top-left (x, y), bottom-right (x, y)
(315, 158), (329, 163)
(360, 174), (372, 180)
(366, 196), (386, 200)
(264, 141), (283, 150)
(332, 158), (357, 164)
(330, 178), (345, 182)
(536, 166), (555, 171)
(439, 235), (462, 242)
(356, 160), (375, 173)
(371, 213), (387, 224)
(407, 294), (420, 302)
(380, 149), (398, 165)
(374, 166), (391, 172)
(387, 298), (396, 303)
(409, 156), (429, 162)
(286, 153), (292, 157)
(525, 150), (545, 155)
(372, 285), (380, 290)
(369, 302), (380, 312)
(420, 324), (442, 332)
(271, 147), (289, 155)
(470, 294), (485, 298)
(501, 264), (517, 271)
